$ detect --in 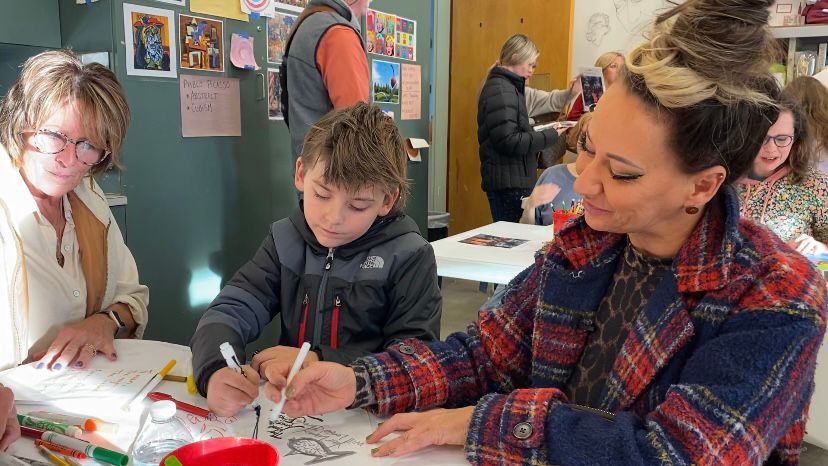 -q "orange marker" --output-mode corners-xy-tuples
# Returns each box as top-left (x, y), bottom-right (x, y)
(35, 440), (88, 460)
